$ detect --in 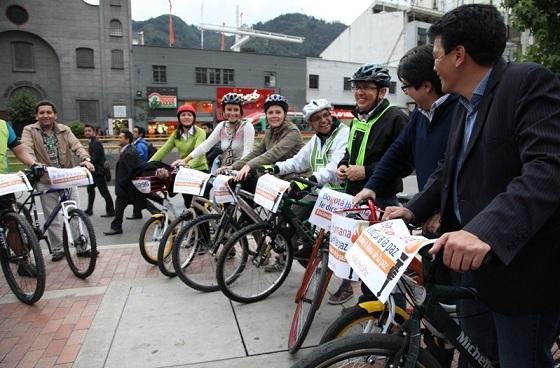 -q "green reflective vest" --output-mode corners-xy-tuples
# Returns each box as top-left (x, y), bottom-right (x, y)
(0, 120), (9, 174)
(310, 125), (345, 190)
(347, 104), (393, 166)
